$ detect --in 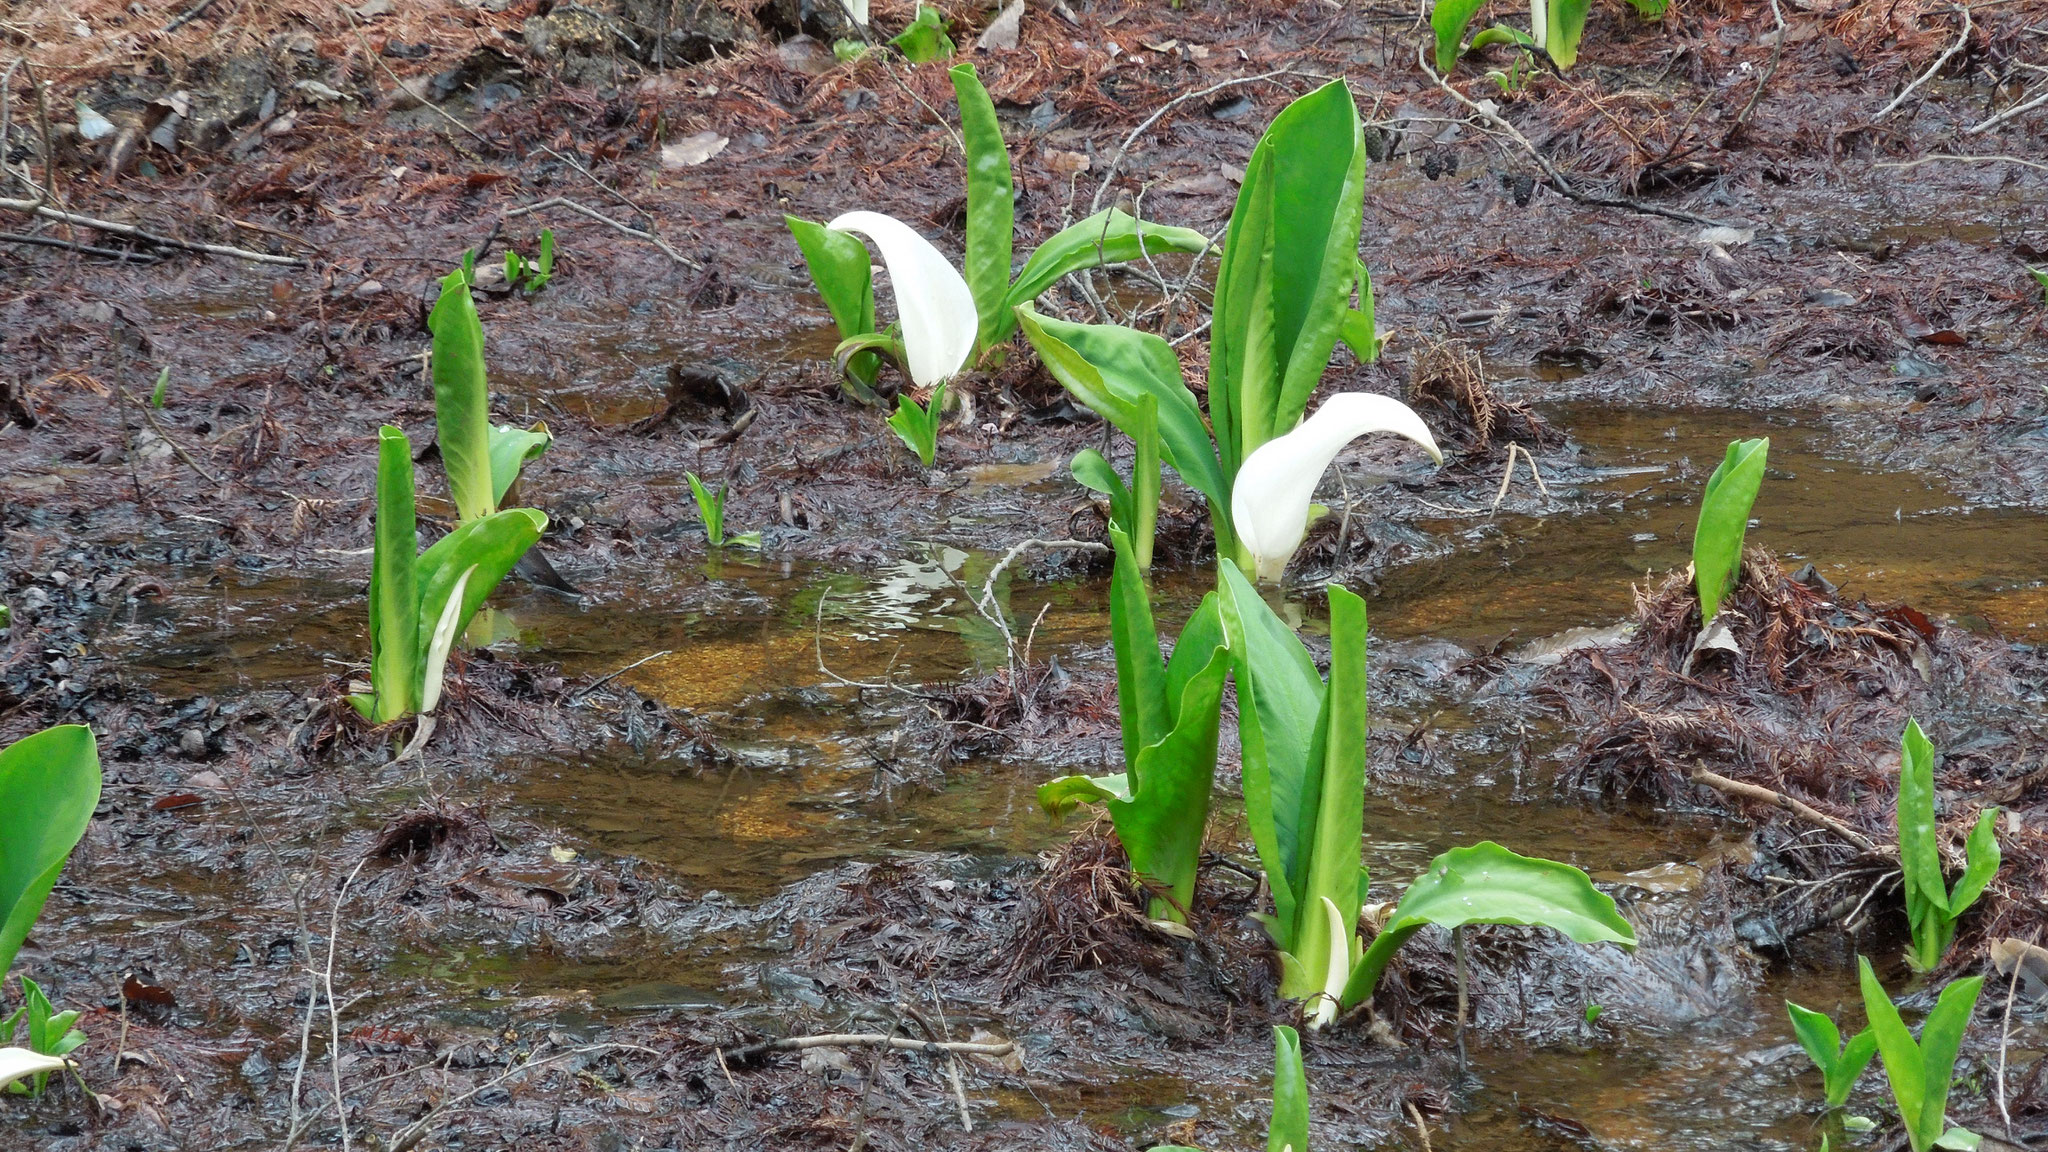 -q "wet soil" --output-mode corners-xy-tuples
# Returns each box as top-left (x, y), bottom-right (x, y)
(5, 0), (2048, 1148)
